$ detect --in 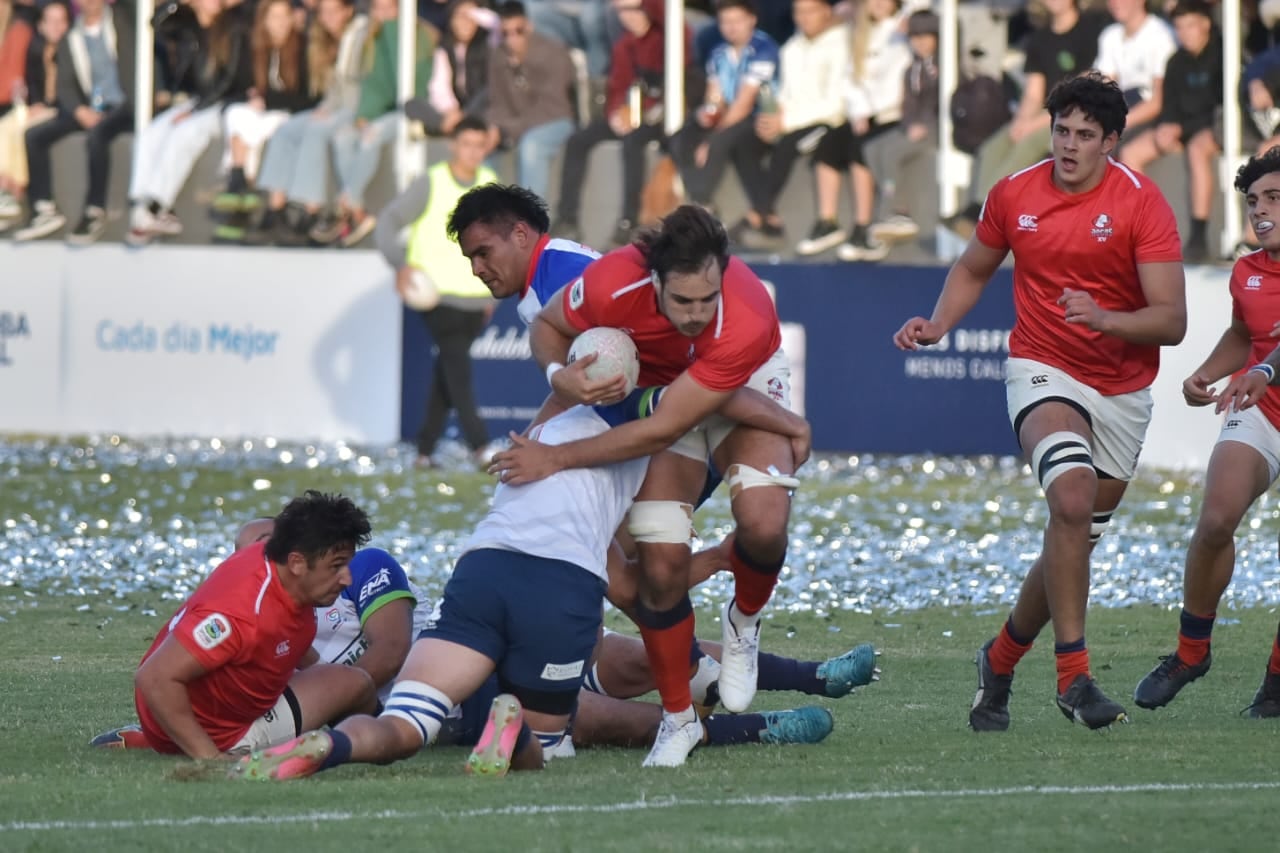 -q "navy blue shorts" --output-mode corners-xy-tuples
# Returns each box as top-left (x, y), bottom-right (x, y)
(420, 548), (605, 715)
